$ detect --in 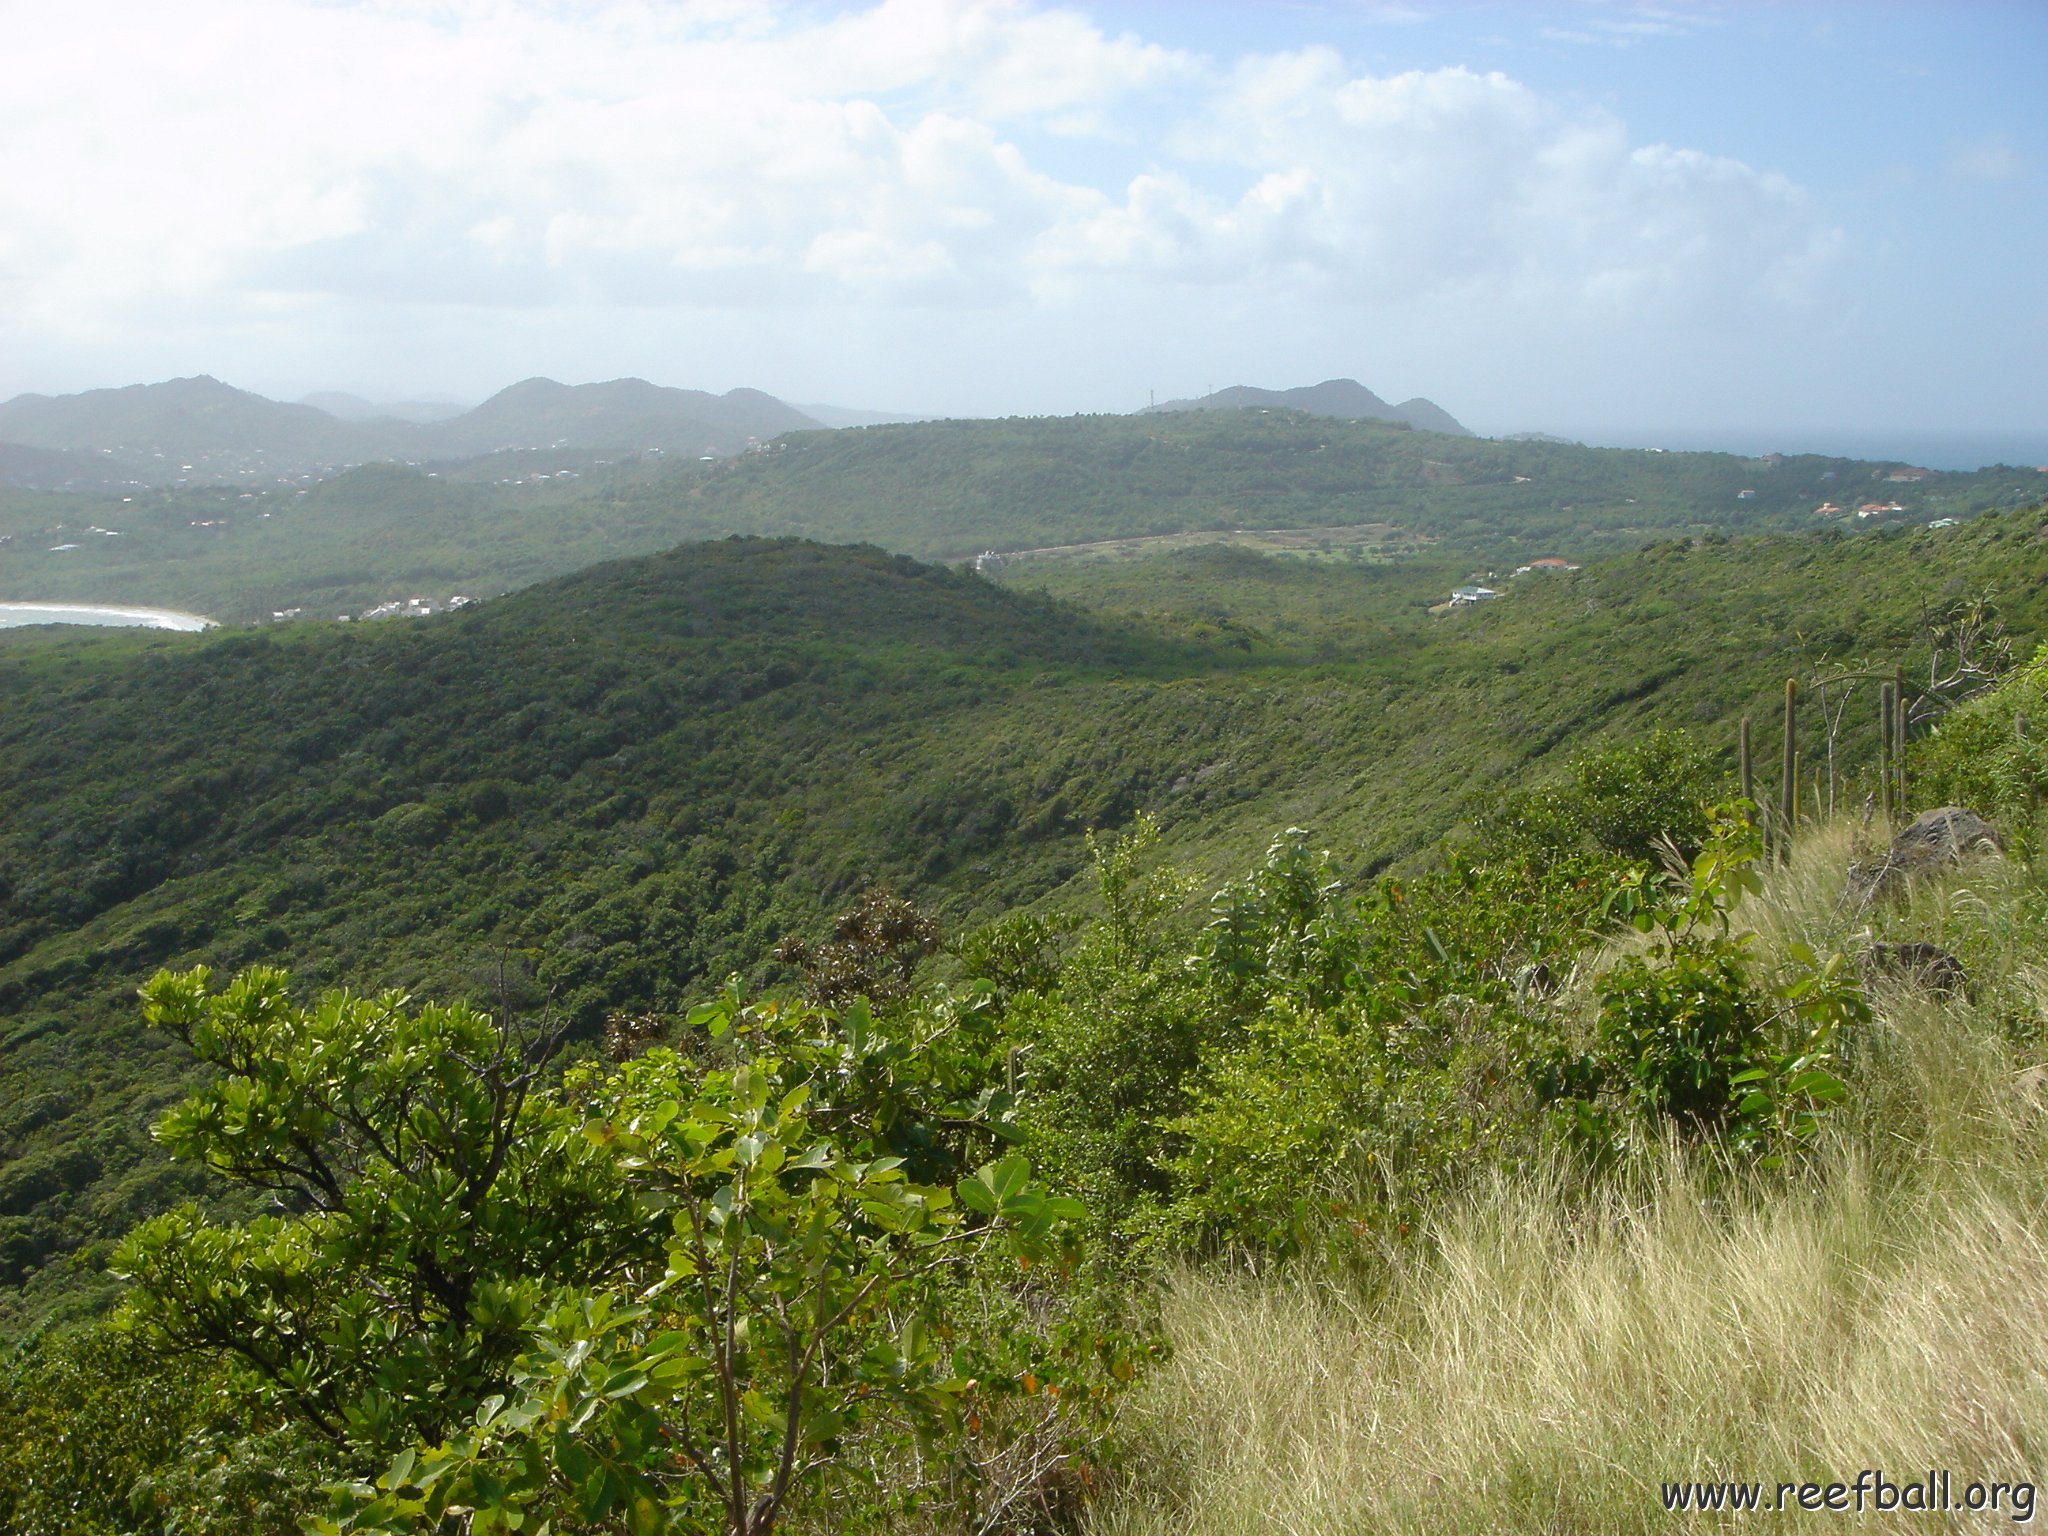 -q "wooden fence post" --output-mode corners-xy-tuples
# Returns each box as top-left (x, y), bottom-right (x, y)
(1878, 682), (1893, 826)
(1780, 679), (1798, 861)
(1894, 673), (1909, 817)
(1739, 715), (1753, 820)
